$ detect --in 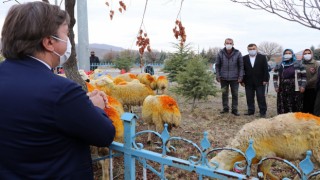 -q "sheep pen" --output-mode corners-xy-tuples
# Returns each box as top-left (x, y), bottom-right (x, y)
(89, 68), (320, 179)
